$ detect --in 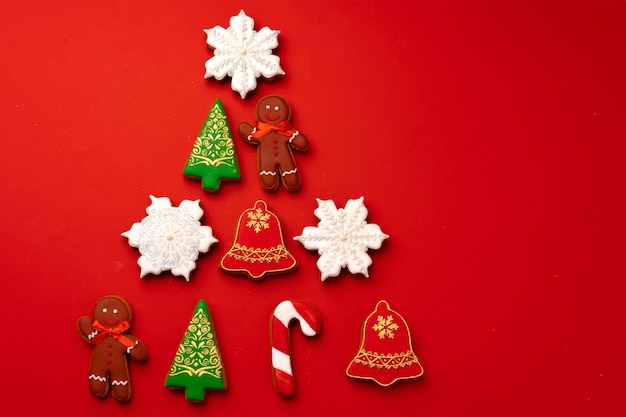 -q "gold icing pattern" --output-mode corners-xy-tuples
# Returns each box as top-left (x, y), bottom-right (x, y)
(225, 243), (291, 263)
(372, 315), (400, 339)
(245, 207), (271, 233)
(187, 105), (236, 168)
(351, 349), (420, 369)
(167, 307), (223, 379)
